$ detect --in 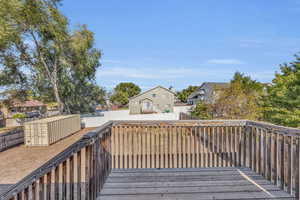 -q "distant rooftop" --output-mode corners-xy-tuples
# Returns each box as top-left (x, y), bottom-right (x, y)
(12, 100), (45, 108)
(200, 82), (230, 89)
